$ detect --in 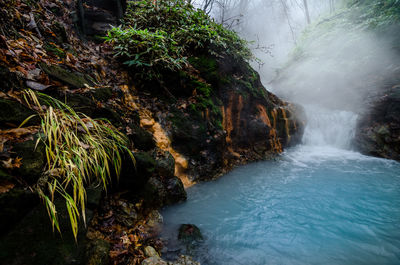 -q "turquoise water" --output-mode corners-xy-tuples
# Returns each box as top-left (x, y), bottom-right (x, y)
(161, 146), (400, 265)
